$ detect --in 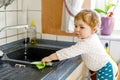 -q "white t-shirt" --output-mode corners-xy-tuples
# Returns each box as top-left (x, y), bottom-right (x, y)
(56, 34), (112, 71)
